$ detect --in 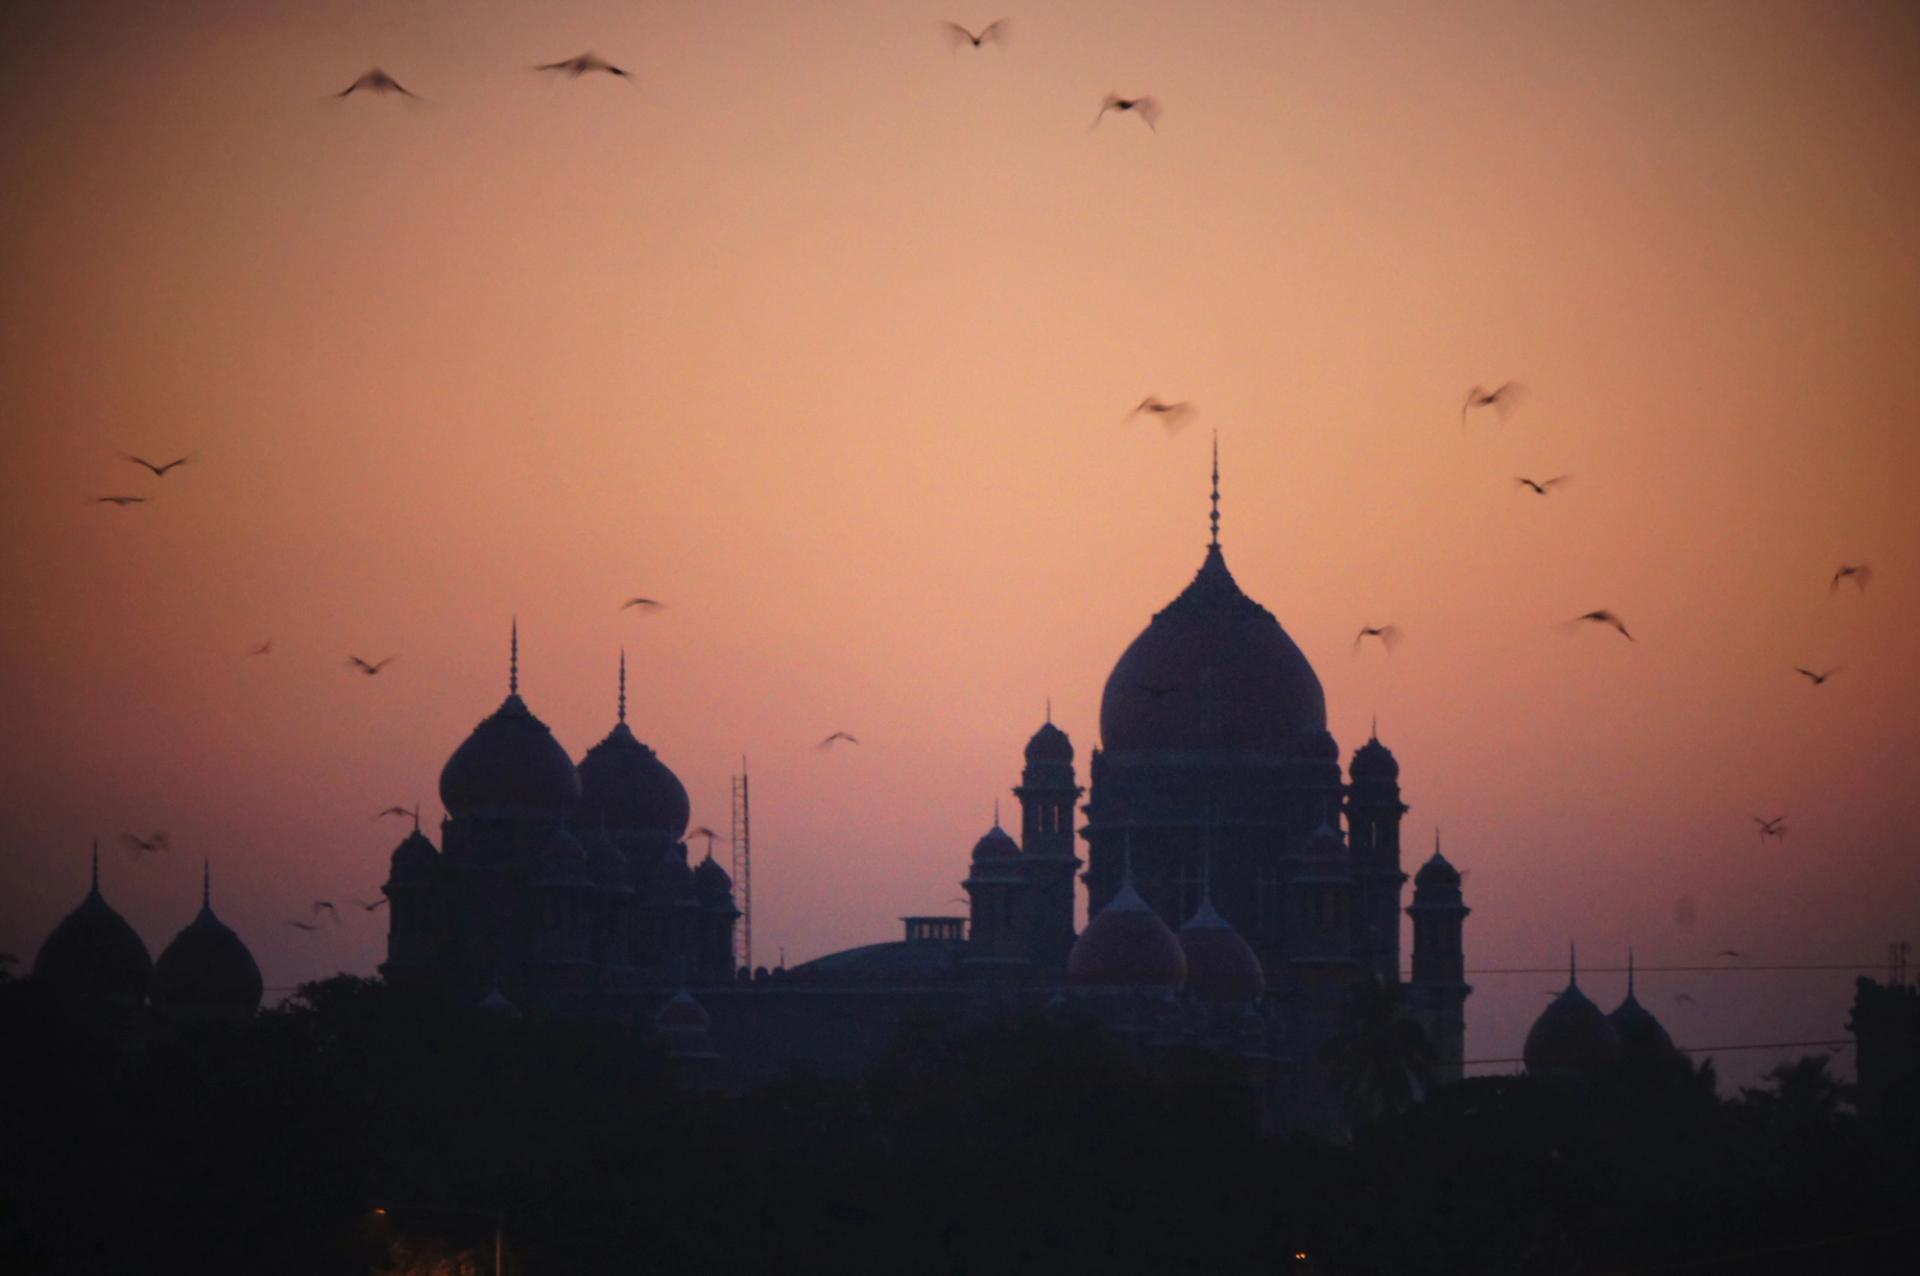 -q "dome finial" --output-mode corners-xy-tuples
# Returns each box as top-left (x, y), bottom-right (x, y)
(1209, 430), (1221, 548)
(993, 798), (1001, 828)
(1045, 695), (1052, 725)
(1627, 947), (1635, 997)
(1570, 941), (1578, 988)
(618, 648), (627, 724)
(509, 616), (519, 696)
(202, 859), (211, 909)
(90, 839), (100, 893)
(1370, 713), (1379, 741)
